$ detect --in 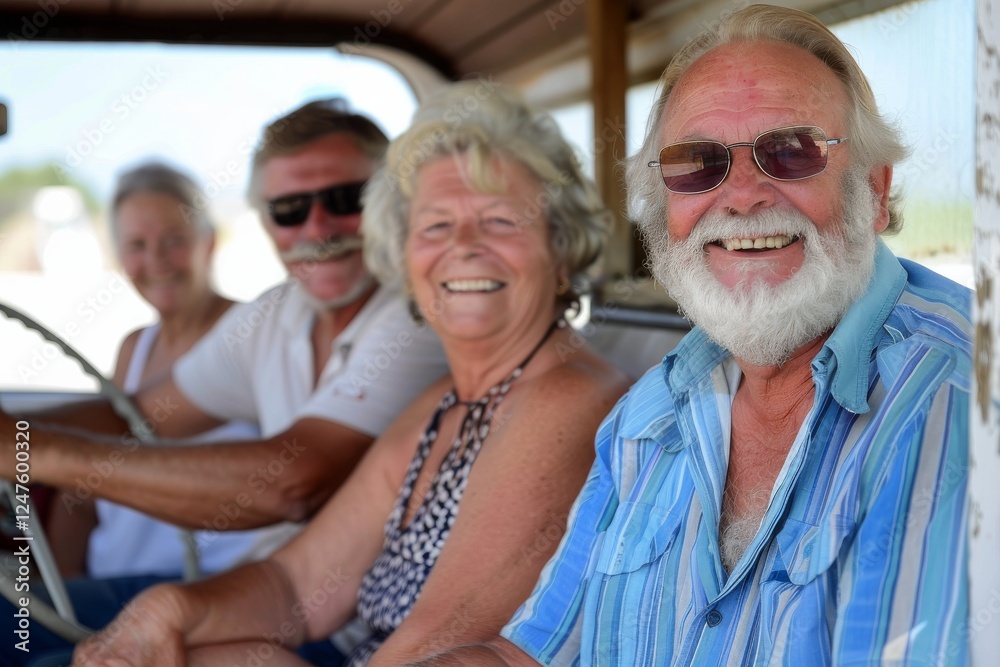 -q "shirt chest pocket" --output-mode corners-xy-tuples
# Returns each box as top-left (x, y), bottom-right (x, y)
(773, 514), (856, 585)
(594, 502), (684, 575)
(756, 513), (857, 665)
